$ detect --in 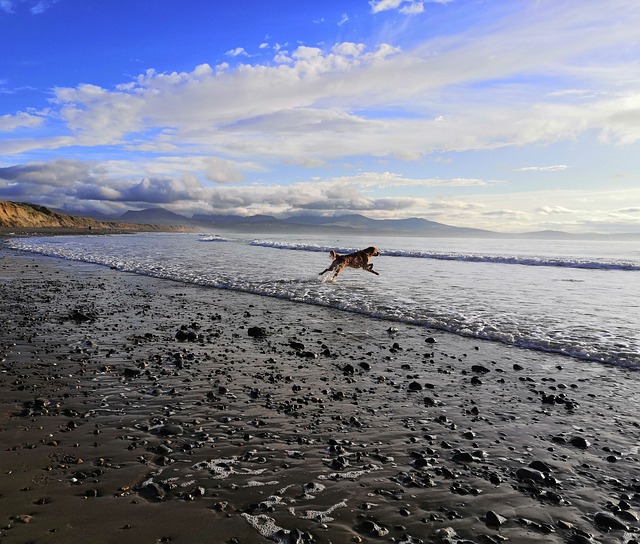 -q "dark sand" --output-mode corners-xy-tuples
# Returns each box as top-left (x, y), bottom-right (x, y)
(0, 249), (638, 544)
